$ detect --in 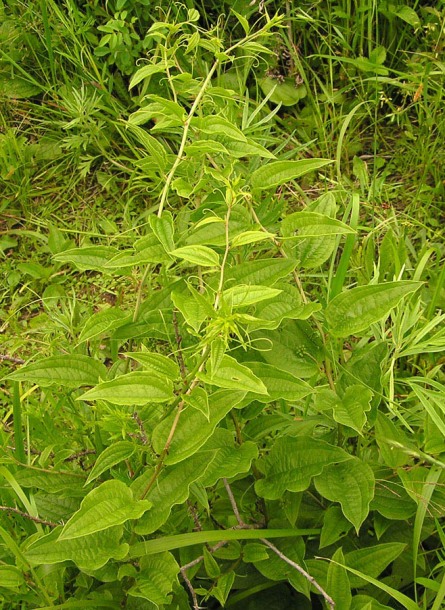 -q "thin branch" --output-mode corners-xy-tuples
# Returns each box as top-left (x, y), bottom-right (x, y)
(223, 478), (244, 526)
(173, 309), (187, 383)
(0, 506), (59, 528)
(261, 539), (335, 609)
(0, 354), (25, 364)
(180, 565), (201, 610)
